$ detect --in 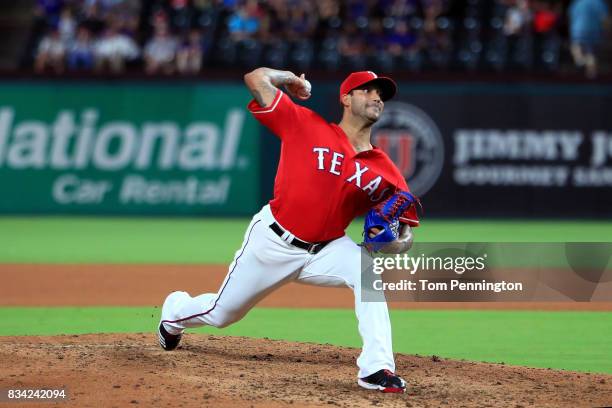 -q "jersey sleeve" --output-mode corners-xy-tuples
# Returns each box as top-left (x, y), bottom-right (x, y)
(247, 90), (304, 140)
